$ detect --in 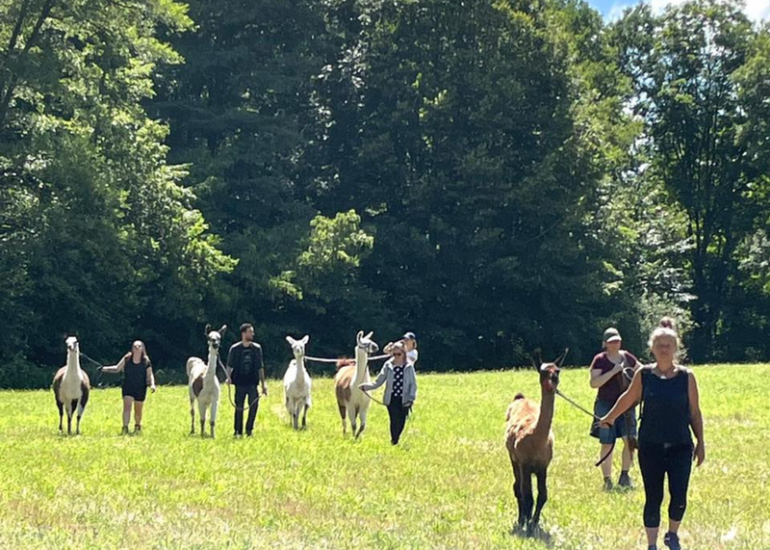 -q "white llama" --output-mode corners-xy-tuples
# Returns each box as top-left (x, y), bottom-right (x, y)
(186, 324), (226, 438)
(52, 336), (91, 435)
(334, 331), (378, 438)
(283, 335), (312, 430)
